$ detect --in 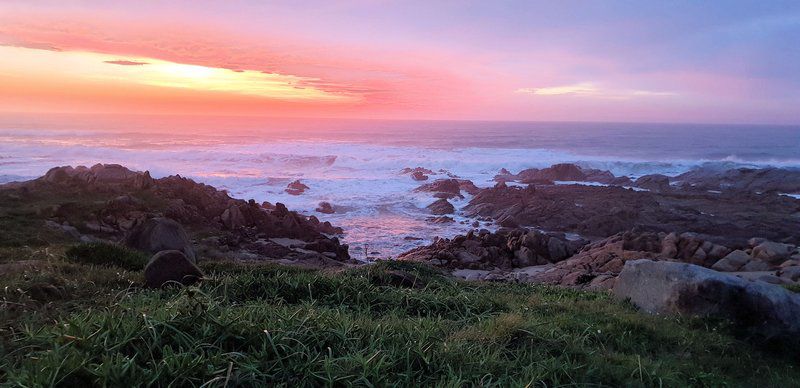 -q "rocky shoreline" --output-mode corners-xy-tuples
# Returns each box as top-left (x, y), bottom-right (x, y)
(2, 161), (800, 340)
